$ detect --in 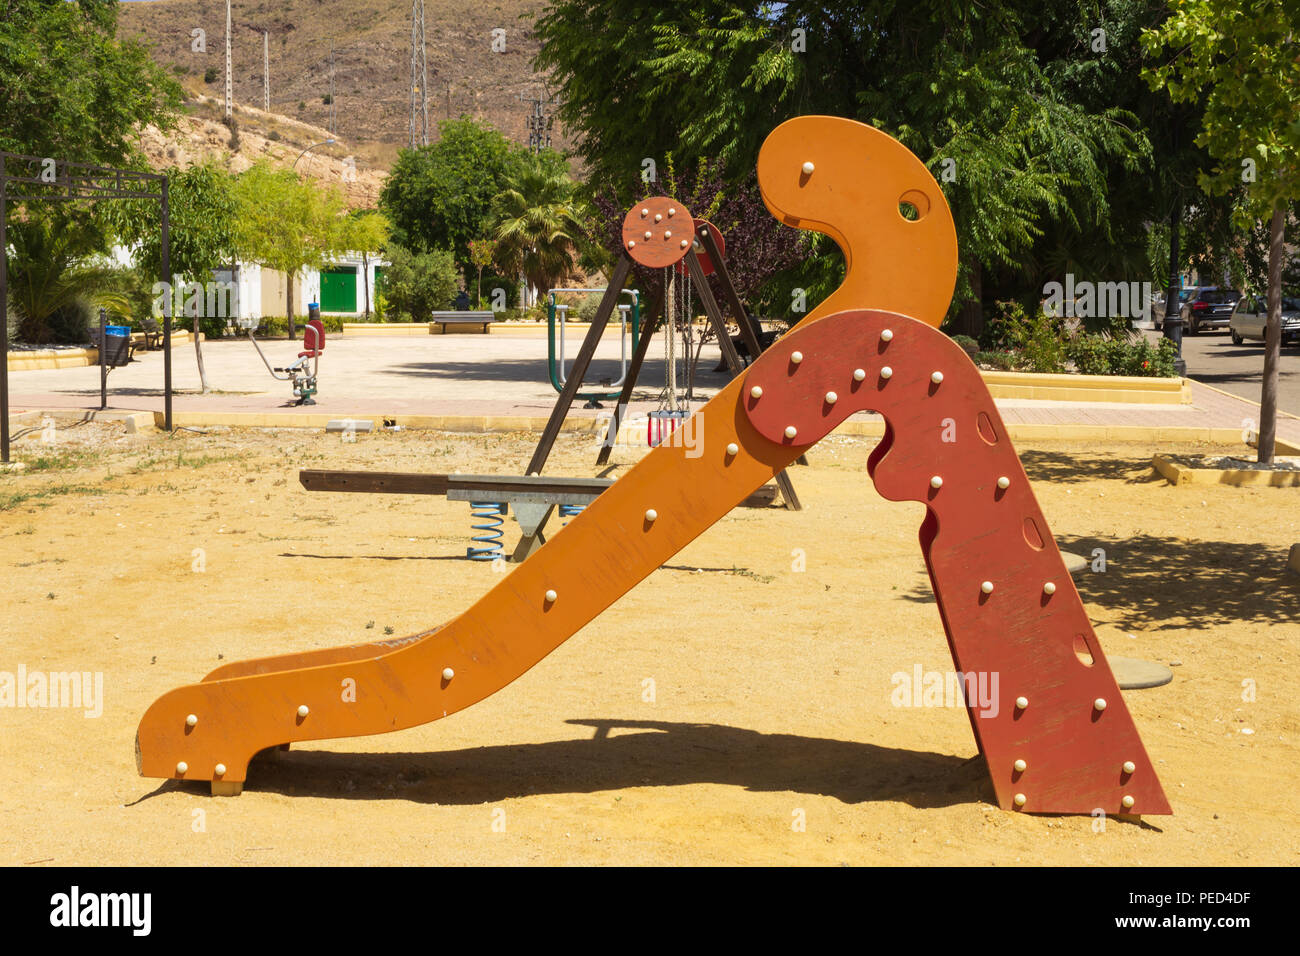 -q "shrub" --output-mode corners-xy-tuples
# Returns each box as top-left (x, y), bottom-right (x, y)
(251, 314), (344, 337)
(204, 67), (218, 84)
(382, 245), (459, 322)
(974, 350), (1017, 371)
(950, 334), (979, 354)
(1066, 333), (1179, 377)
(986, 300), (1067, 373)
